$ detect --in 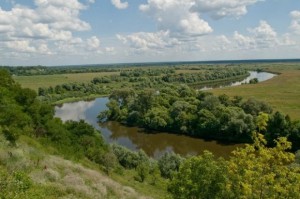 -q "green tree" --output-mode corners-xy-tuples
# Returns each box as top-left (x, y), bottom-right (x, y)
(226, 134), (300, 199)
(158, 152), (183, 179)
(168, 151), (227, 199)
(136, 162), (150, 182)
(266, 111), (291, 146)
(256, 112), (269, 133)
(143, 107), (171, 130)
